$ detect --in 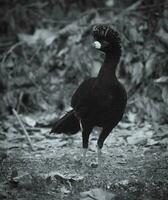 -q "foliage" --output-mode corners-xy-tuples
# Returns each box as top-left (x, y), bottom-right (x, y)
(0, 0), (168, 123)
